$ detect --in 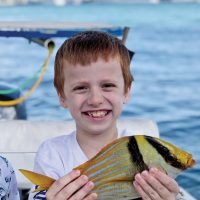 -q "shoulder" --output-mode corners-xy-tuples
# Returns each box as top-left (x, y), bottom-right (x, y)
(34, 131), (77, 178)
(0, 155), (9, 166)
(0, 156), (20, 200)
(0, 155), (14, 174)
(118, 119), (159, 138)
